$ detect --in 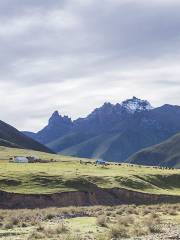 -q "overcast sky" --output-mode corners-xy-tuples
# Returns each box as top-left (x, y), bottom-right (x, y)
(1, 0), (180, 131)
